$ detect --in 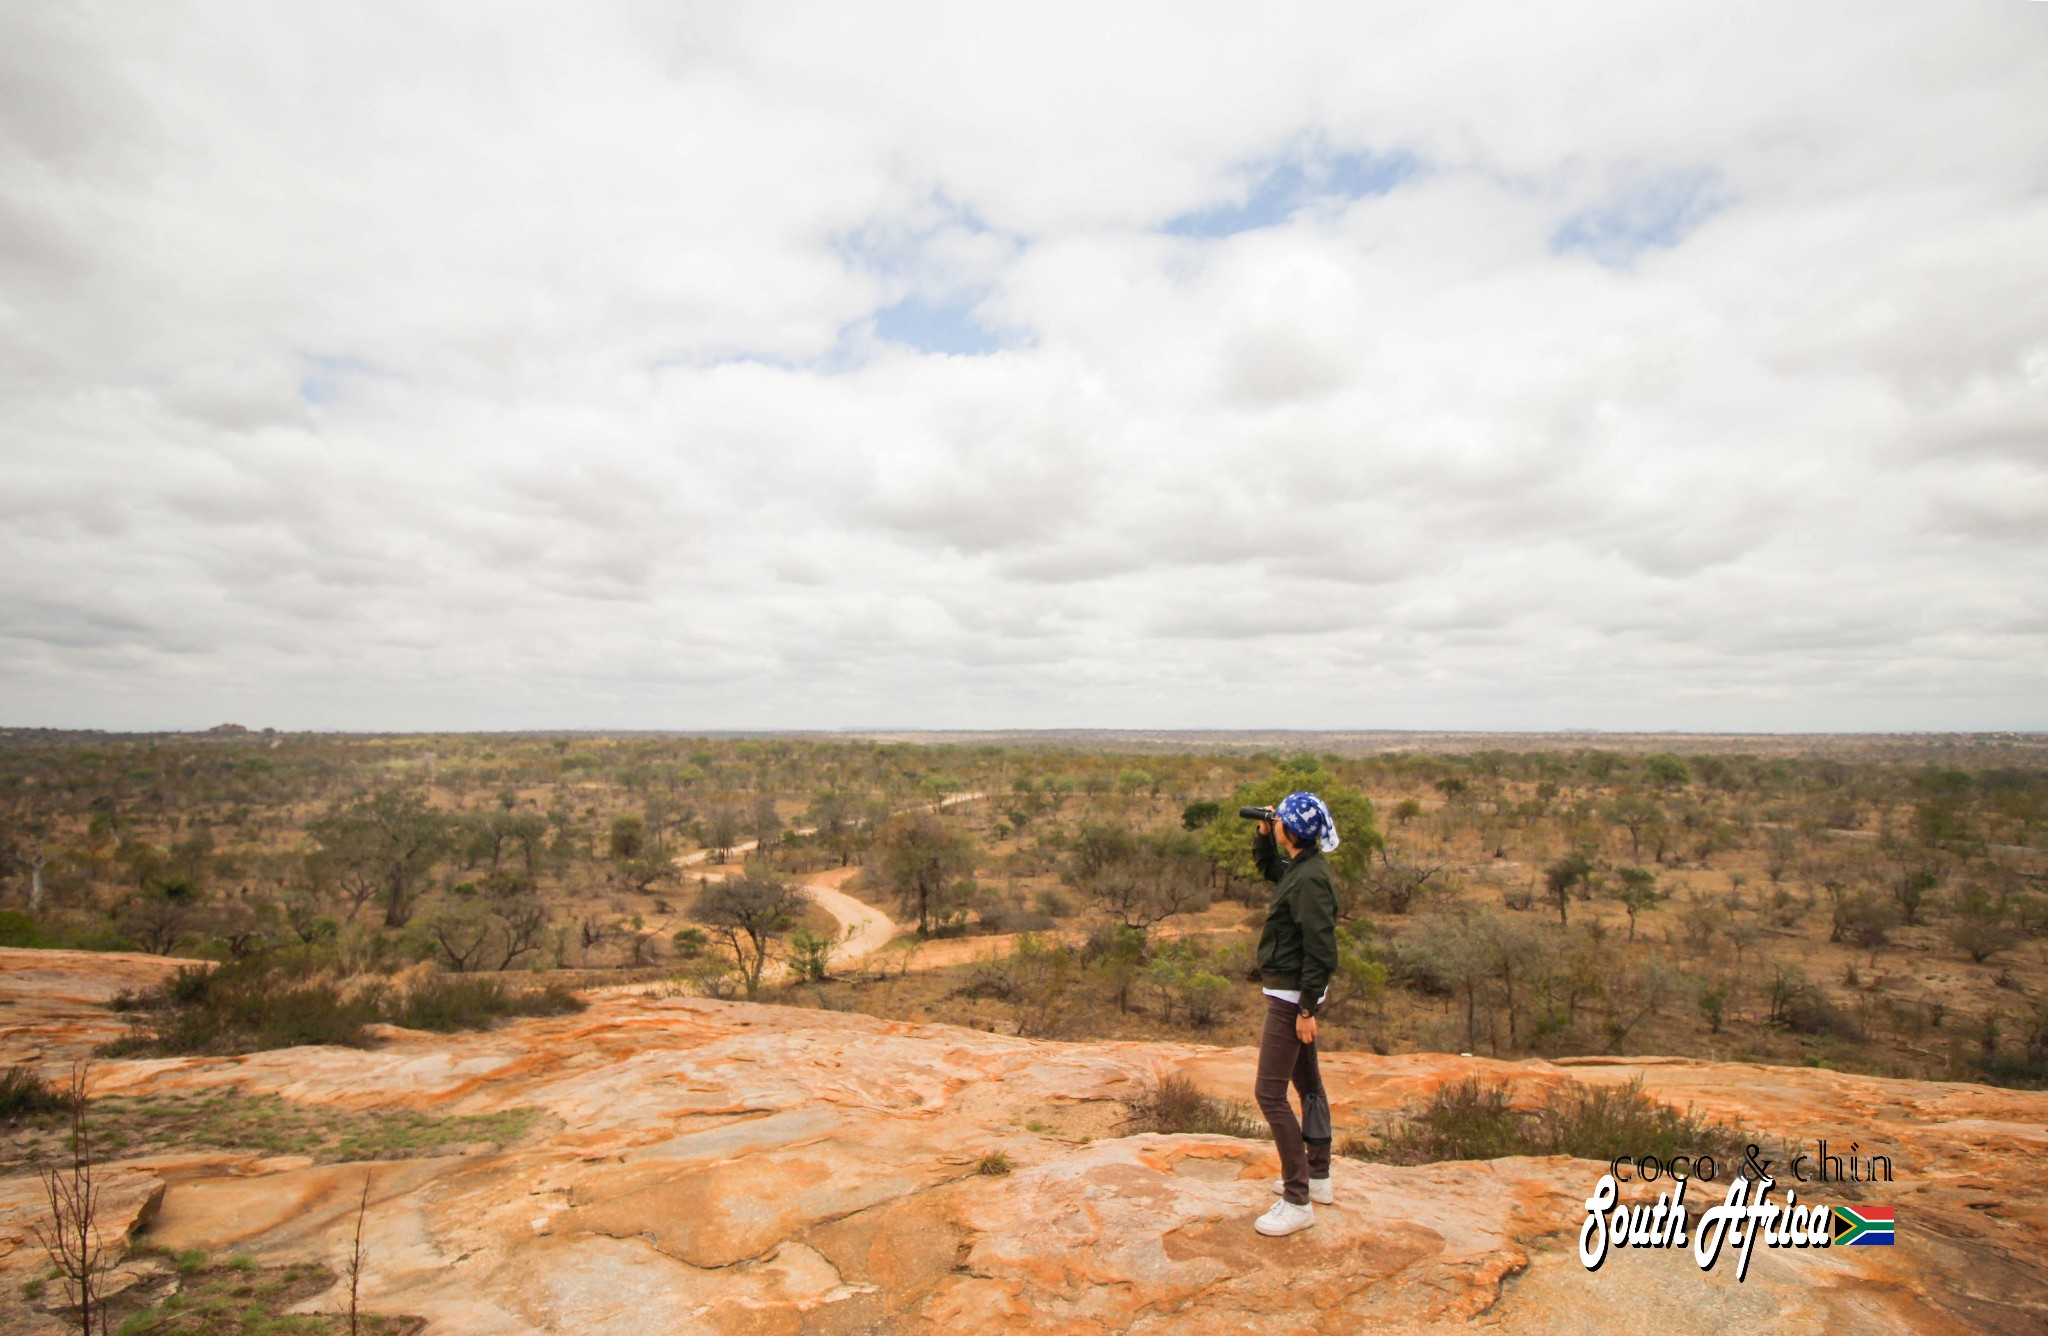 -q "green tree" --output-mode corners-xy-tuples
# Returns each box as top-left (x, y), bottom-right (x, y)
(1604, 797), (1663, 861)
(1086, 924), (1148, 1012)
(1608, 866), (1665, 942)
(693, 876), (800, 998)
(1888, 859), (1940, 927)
(1198, 762), (1383, 902)
(877, 813), (976, 937)
(1403, 910), (1494, 1053)
(807, 791), (867, 866)
(1543, 851), (1593, 928)
(786, 927), (836, 983)
(307, 790), (450, 928)
(750, 795), (783, 851)
(1325, 922), (1388, 1021)
(608, 814), (647, 860)
(1947, 887), (2009, 963)
(604, 812), (669, 894)
(1697, 982), (1727, 1034)
(1643, 753), (1693, 788)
